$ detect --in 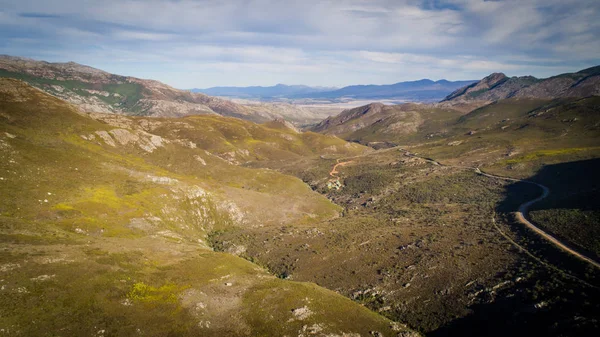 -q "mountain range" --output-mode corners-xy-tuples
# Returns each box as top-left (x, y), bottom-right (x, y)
(191, 84), (336, 98)
(443, 66), (600, 103)
(194, 79), (477, 102)
(0, 55), (330, 124)
(312, 65), (600, 141)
